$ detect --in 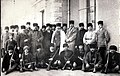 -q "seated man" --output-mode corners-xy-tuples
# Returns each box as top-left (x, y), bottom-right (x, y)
(34, 45), (46, 69)
(72, 45), (84, 70)
(46, 43), (60, 71)
(20, 46), (34, 72)
(102, 45), (120, 73)
(59, 43), (74, 70)
(2, 46), (19, 75)
(83, 44), (102, 73)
